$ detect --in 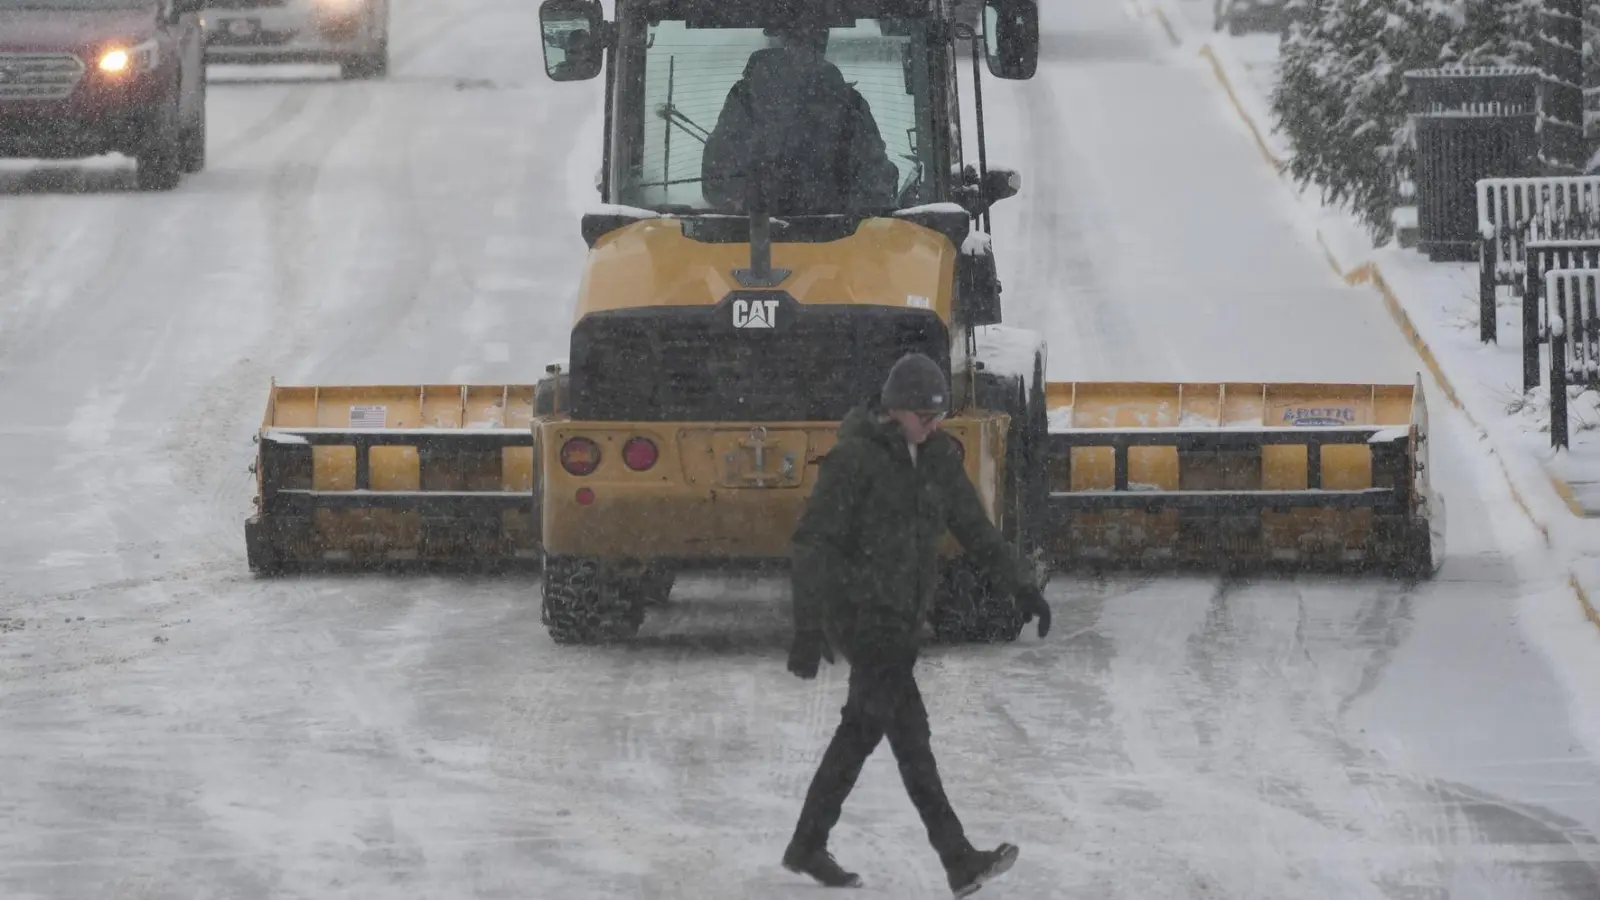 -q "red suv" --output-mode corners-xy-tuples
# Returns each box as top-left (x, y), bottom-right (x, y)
(0, 0), (207, 191)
